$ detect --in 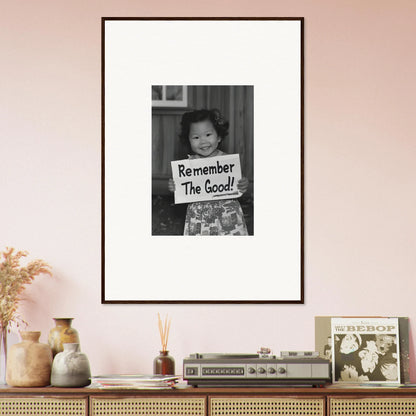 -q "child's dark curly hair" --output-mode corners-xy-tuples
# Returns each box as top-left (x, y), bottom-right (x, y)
(179, 109), (229, 151)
